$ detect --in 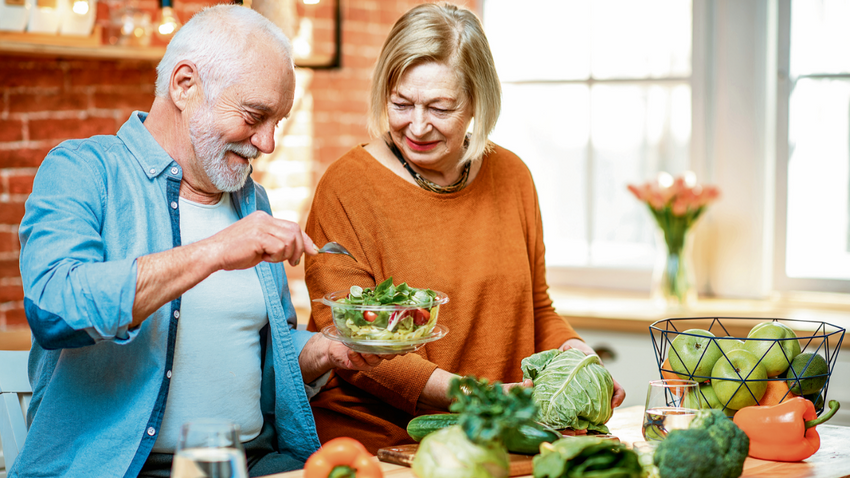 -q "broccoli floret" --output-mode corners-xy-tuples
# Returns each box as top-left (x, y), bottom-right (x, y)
(688, 409), (749, 478)
(653, 428), (722, 478)
(653, 409), (749, 478)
